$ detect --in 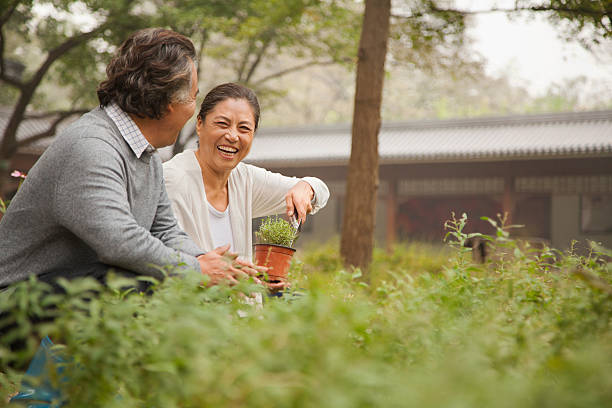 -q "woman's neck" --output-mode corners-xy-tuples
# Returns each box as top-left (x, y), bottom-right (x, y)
(194, 150), (230, 211)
